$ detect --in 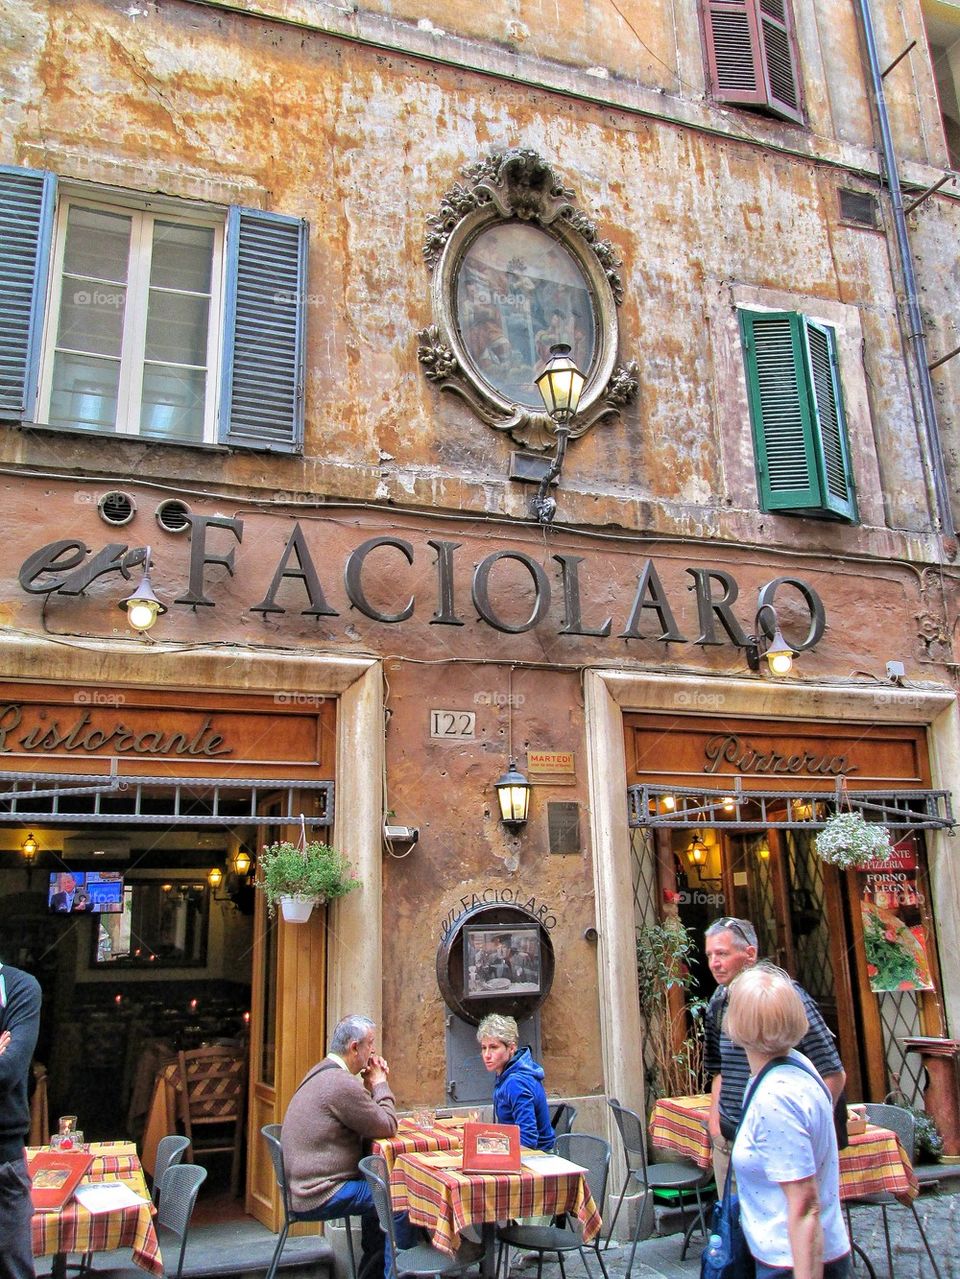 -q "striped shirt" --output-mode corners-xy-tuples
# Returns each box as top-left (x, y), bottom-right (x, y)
(705, 979), (842, 1140)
